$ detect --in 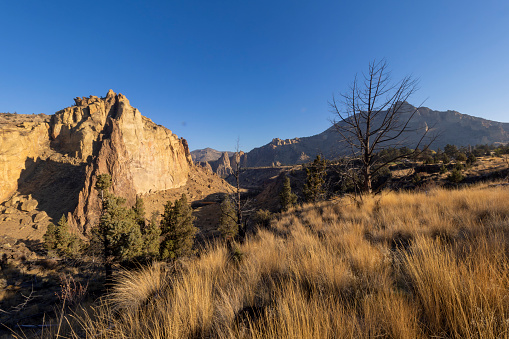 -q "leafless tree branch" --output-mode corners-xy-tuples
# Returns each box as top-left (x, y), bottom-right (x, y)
(331, 59), (435, 194)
